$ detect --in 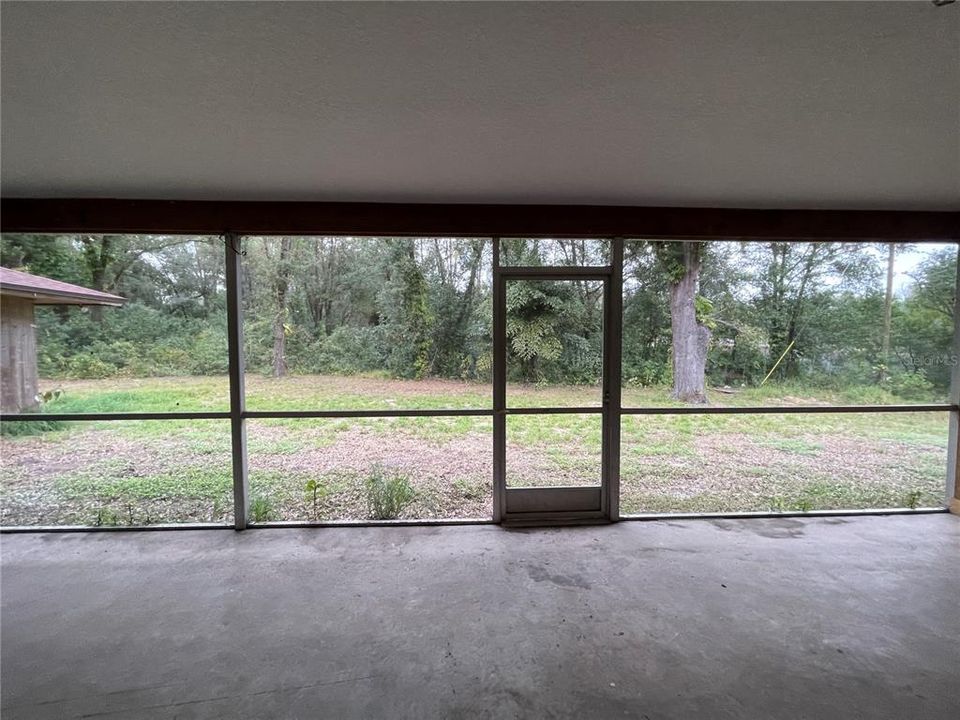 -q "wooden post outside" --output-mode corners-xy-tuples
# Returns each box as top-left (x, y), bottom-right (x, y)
(0, 296), (39, 414)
